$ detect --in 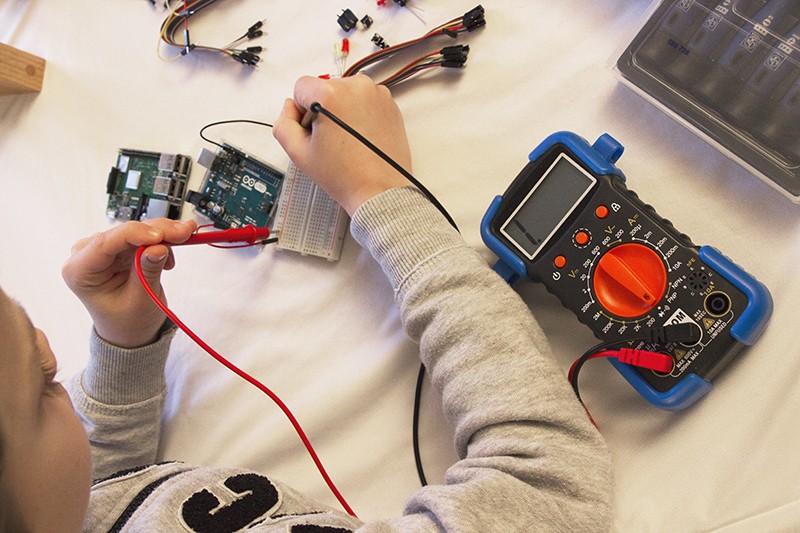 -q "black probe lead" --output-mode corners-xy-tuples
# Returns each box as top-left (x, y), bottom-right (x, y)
(310, 103), (459, 231)
(307, 102), (460, 488)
